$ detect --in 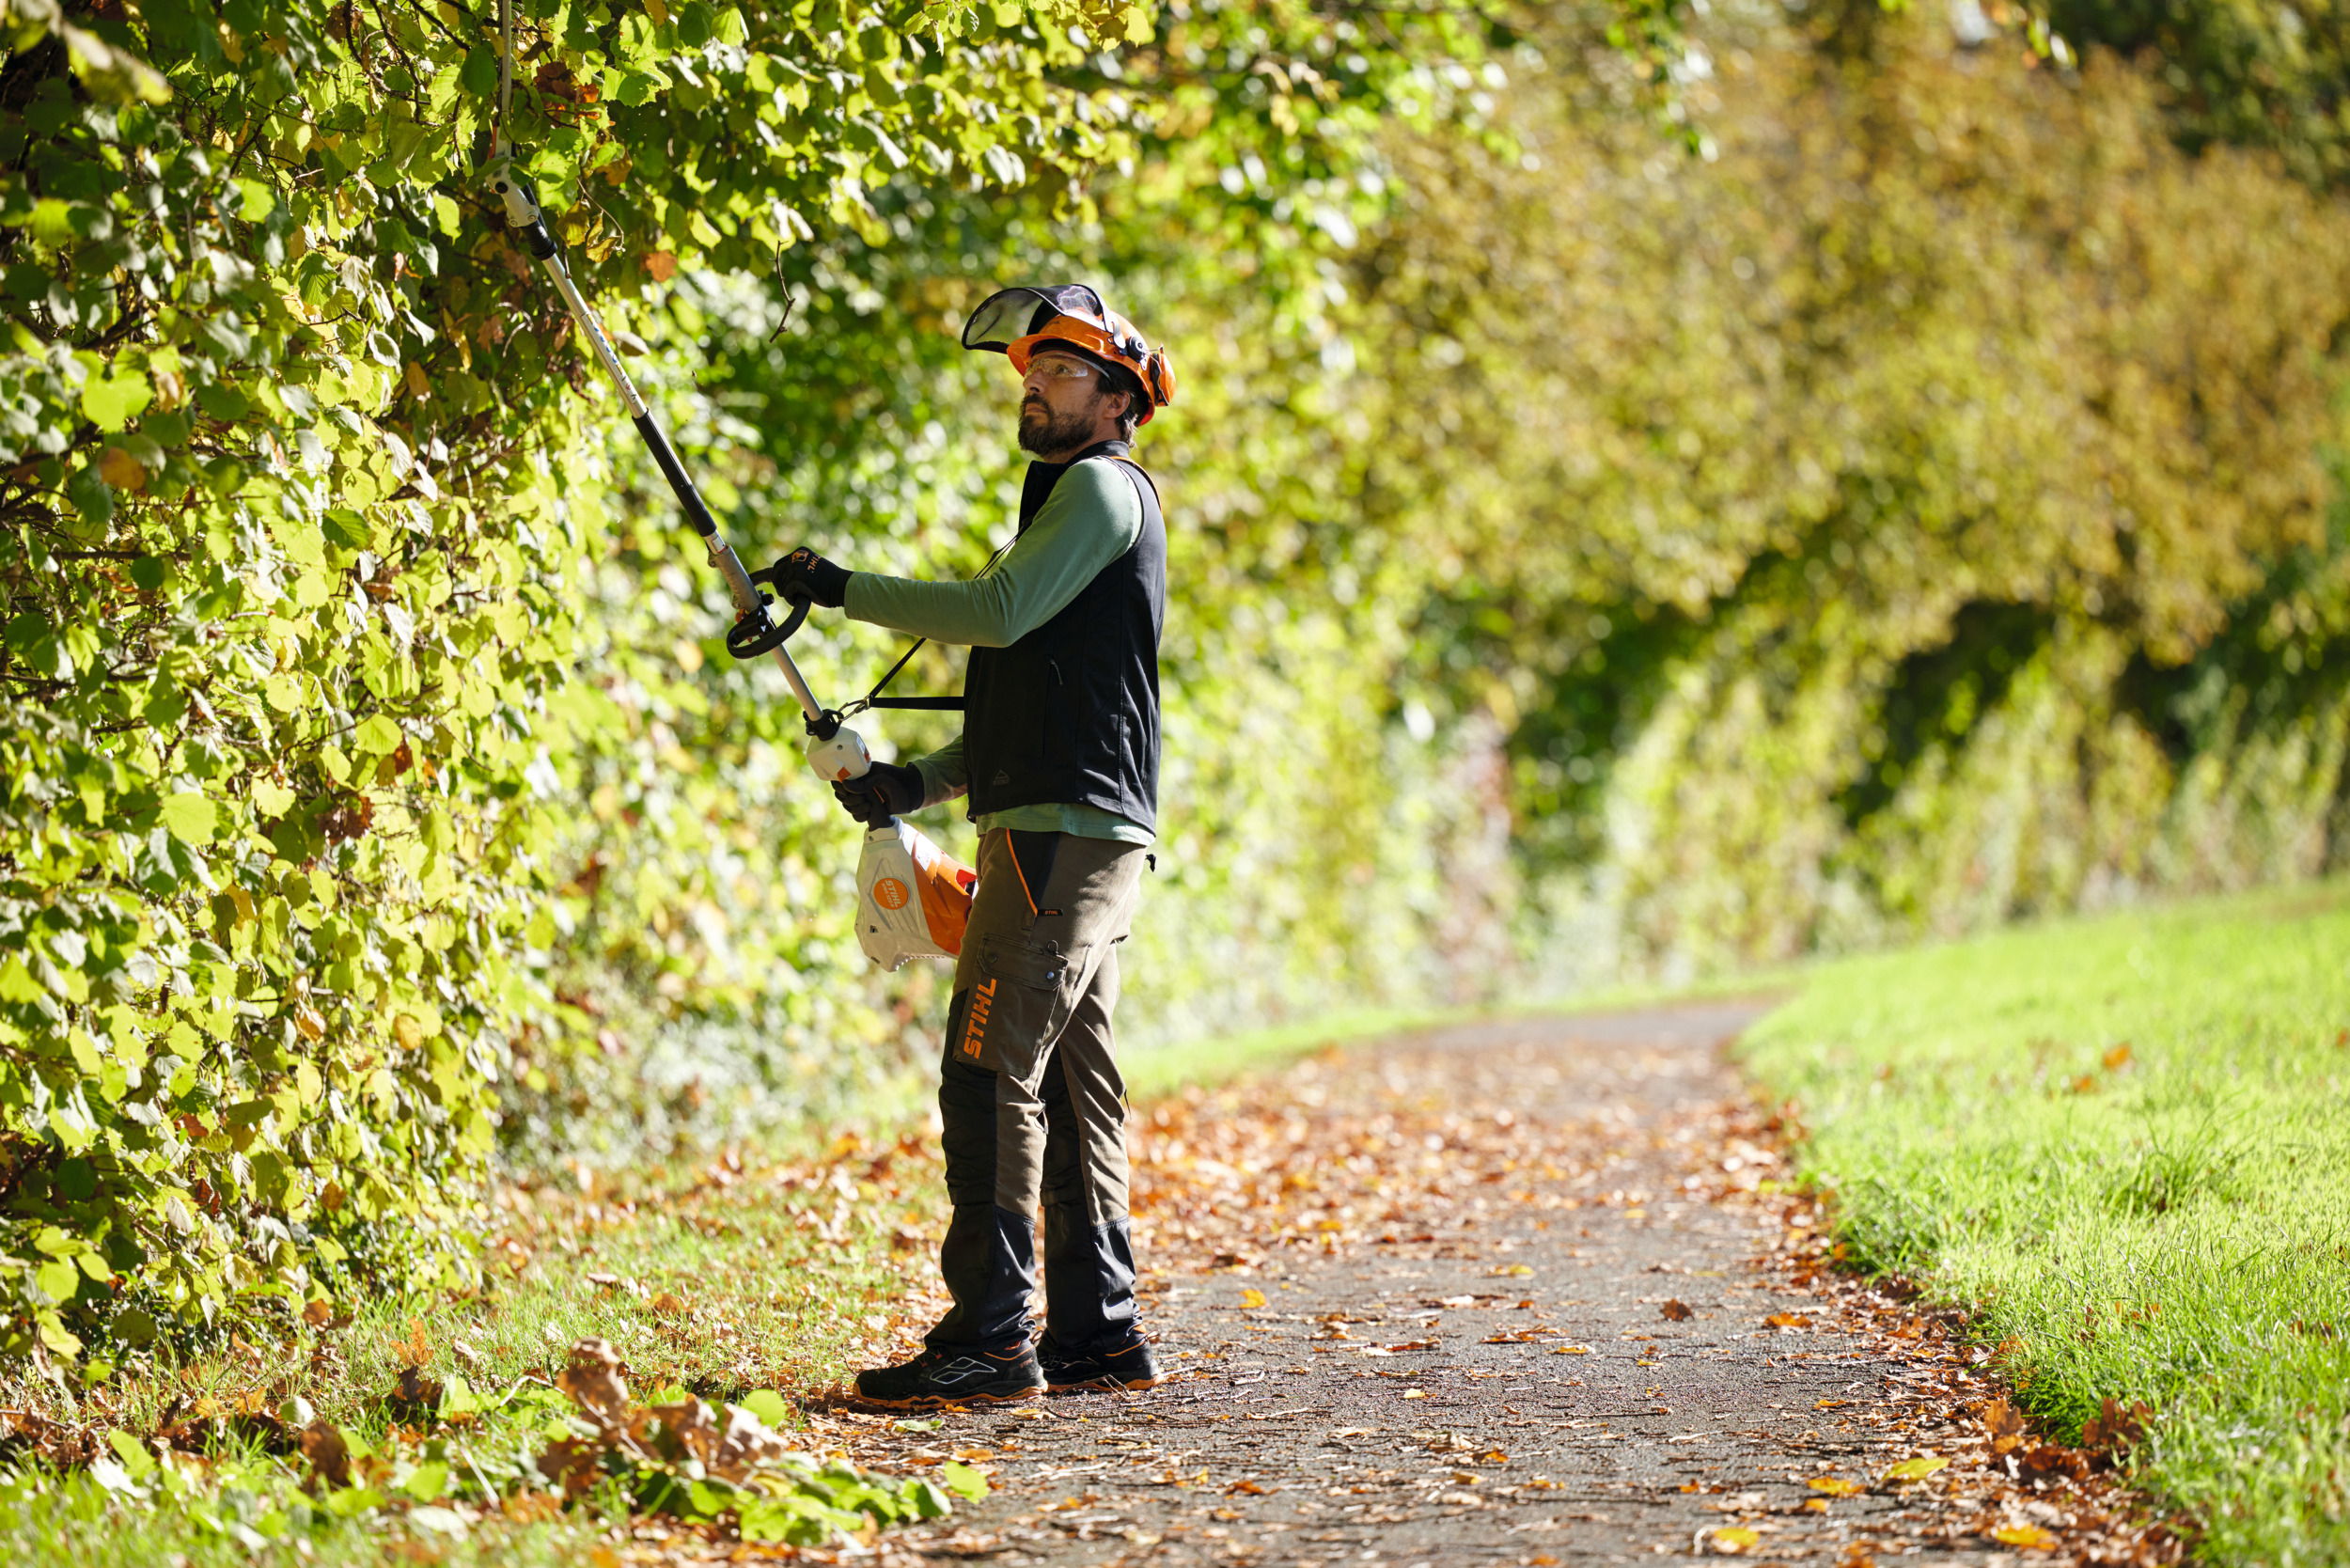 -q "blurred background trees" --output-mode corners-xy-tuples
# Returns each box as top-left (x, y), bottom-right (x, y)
(3, 0), (2347, 1361)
